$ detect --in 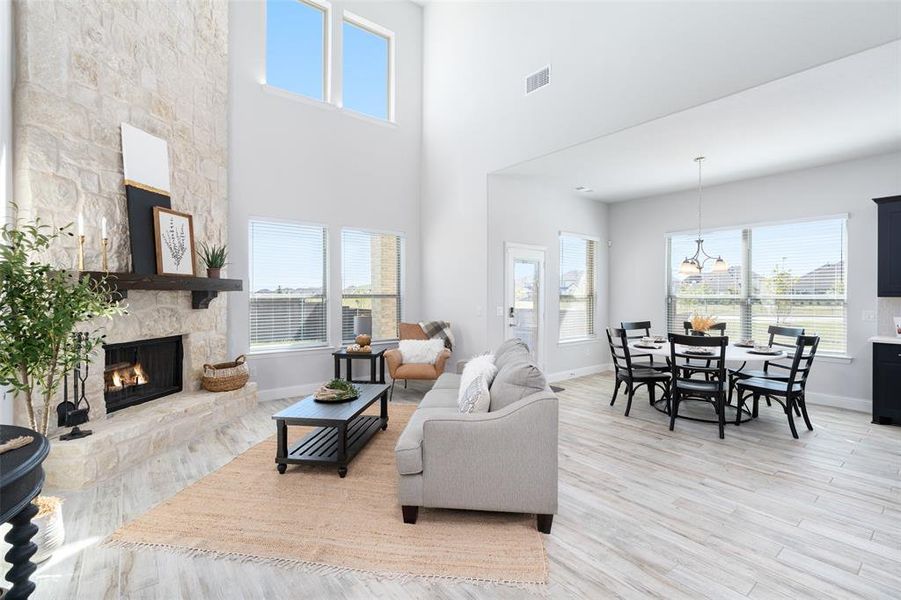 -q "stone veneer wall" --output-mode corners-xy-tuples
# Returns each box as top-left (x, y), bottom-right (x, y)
(878, 298), (901, 337)
(12, 0), (229, 426)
